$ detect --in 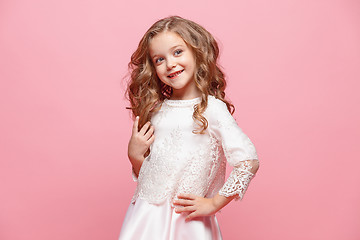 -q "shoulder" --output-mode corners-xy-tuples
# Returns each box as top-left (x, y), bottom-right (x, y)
(152, 100), (167, 113)
(206, 95), (232, 116)
(149, 101), (165, 121)
(207, 95), (227, 109)
(205, 95), (234, 124)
